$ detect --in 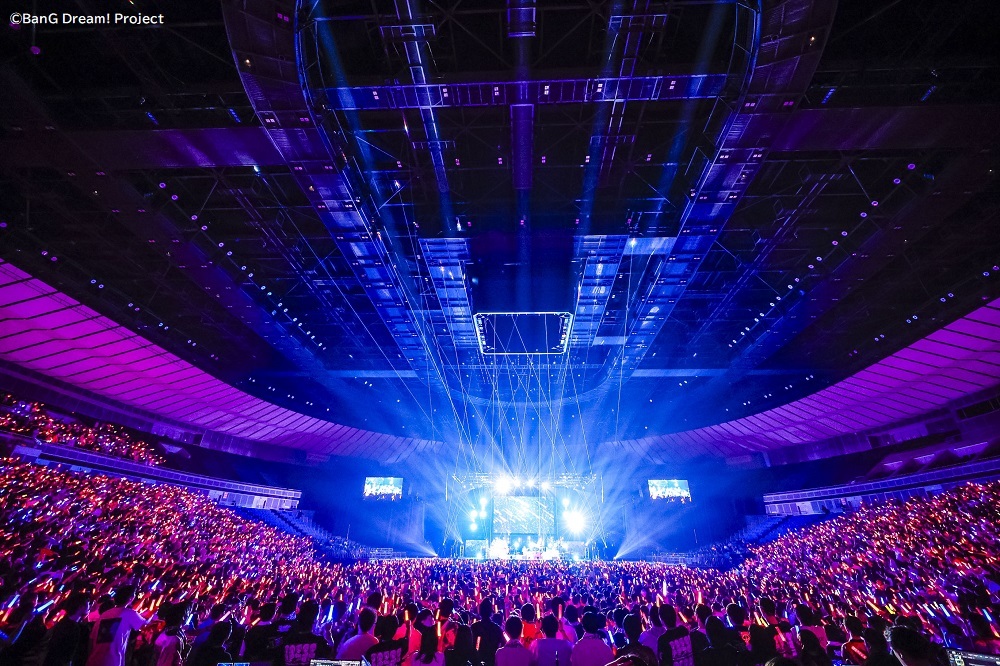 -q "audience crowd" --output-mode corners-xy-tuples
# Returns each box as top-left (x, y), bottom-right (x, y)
(0, 394), (166, 466)
(1, 458), (998, 666)
(652, 541), (755, 571)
